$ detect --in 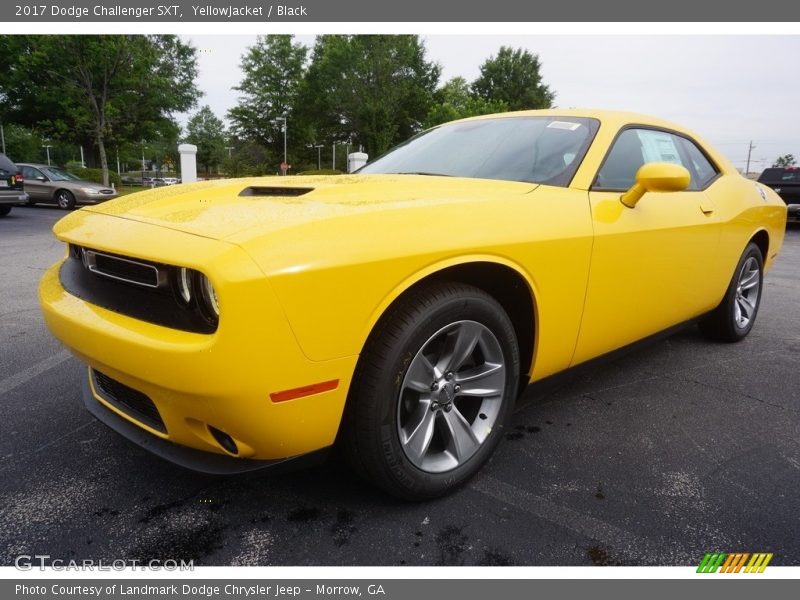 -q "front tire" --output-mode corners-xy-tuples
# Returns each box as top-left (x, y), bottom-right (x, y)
(699, 242), (763, 342)
(342, 282), (520, 500)
(55, 190), (75, 210)
(0, 206), (11, 217)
